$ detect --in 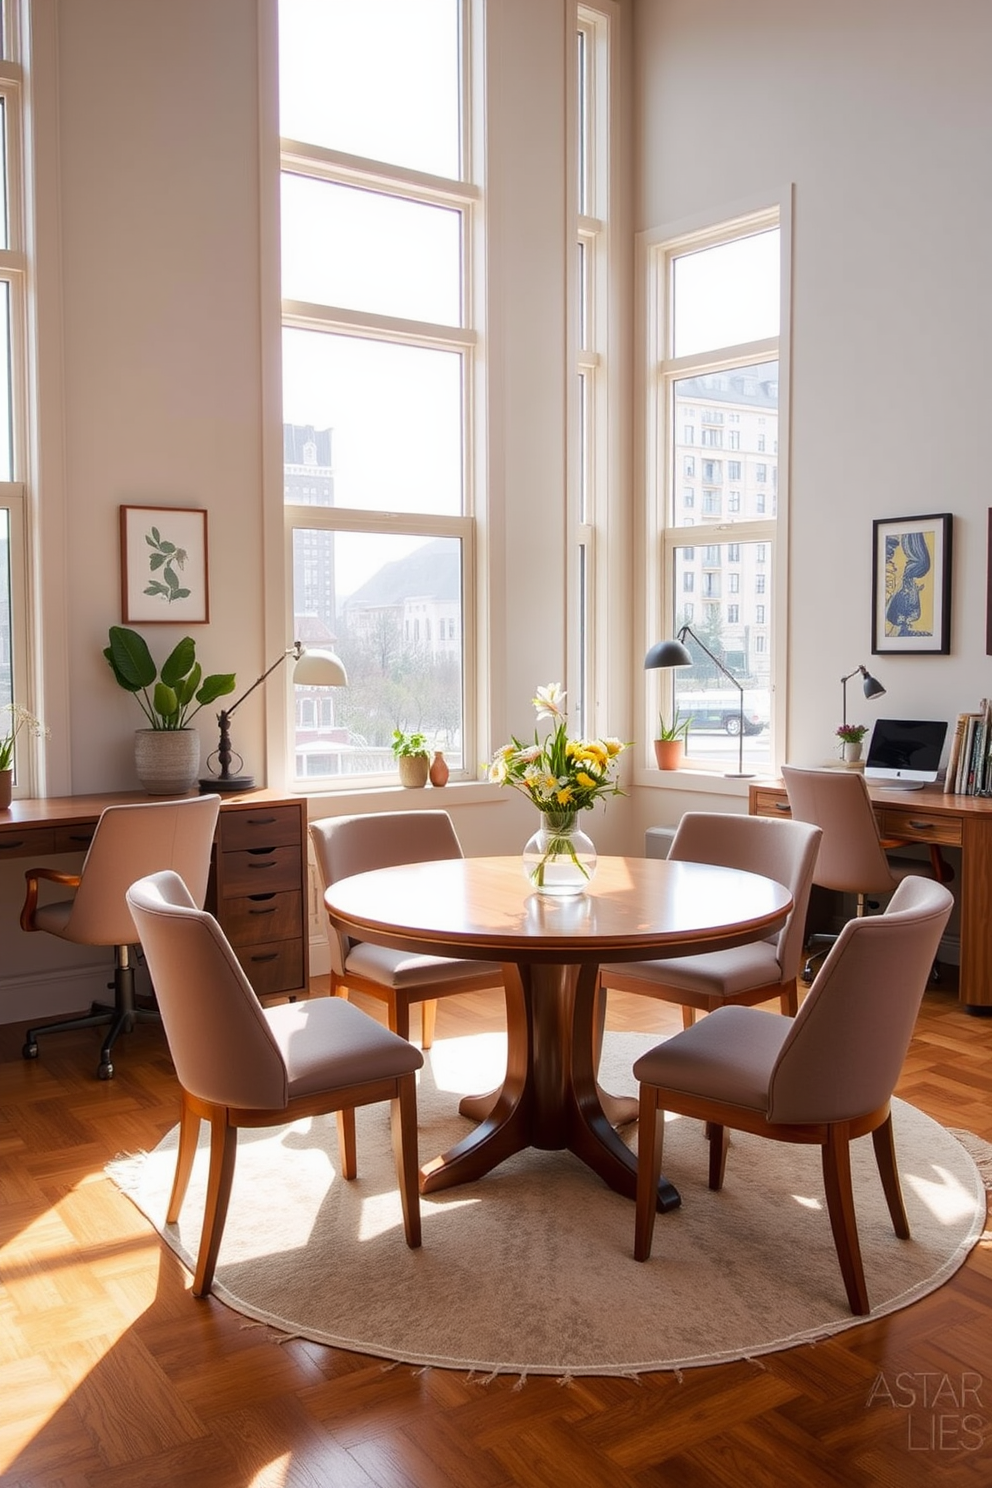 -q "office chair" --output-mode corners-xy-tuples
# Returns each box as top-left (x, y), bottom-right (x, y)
(781, 765), (950, 983)
(633, 875), (954, 1315)
(127, 870), (423, 1297)
(599, 812), (822, 1026)
(310, 810), (505, 1049)
(20, 794), (221, 1078)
